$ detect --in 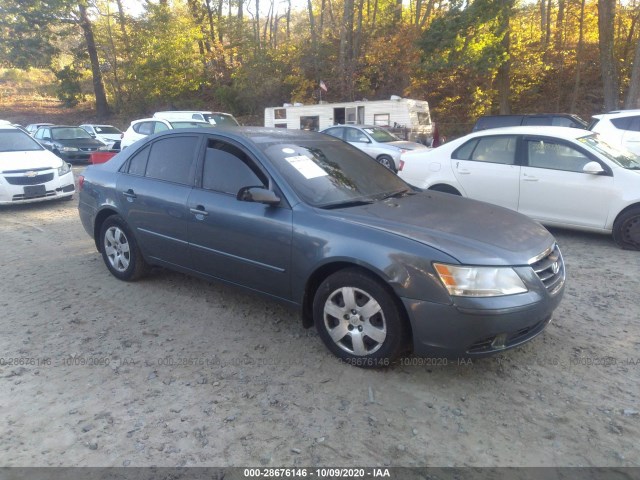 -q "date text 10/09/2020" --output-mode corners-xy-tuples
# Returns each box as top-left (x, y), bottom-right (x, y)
(243, 468), (391, 478)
